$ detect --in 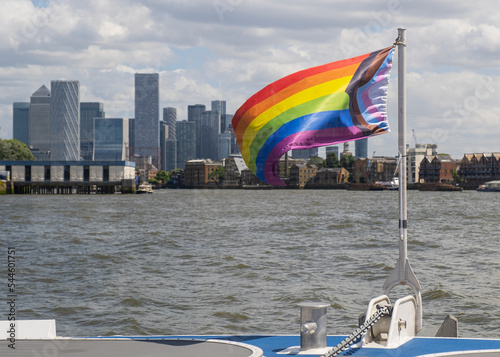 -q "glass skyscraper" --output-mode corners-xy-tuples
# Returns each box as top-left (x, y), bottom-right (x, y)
(50, 80), (80, 161)
(355, 138), (368, 158)
(80, 102), (105, 161)
(187, 104), (206, 158)
(176, 120), (196, 169)
(163, 107), (177, 140)
(29, 85), (51, 158)
(13, 102), (30, 146)
(199, 110), (221, 161)
(134, 73), (159, 168)
(94, 118), (129, 161)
